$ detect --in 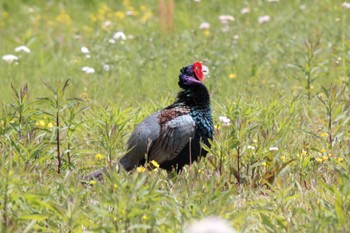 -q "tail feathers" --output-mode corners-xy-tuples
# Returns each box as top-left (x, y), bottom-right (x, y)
(82, 166), (109, 182)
